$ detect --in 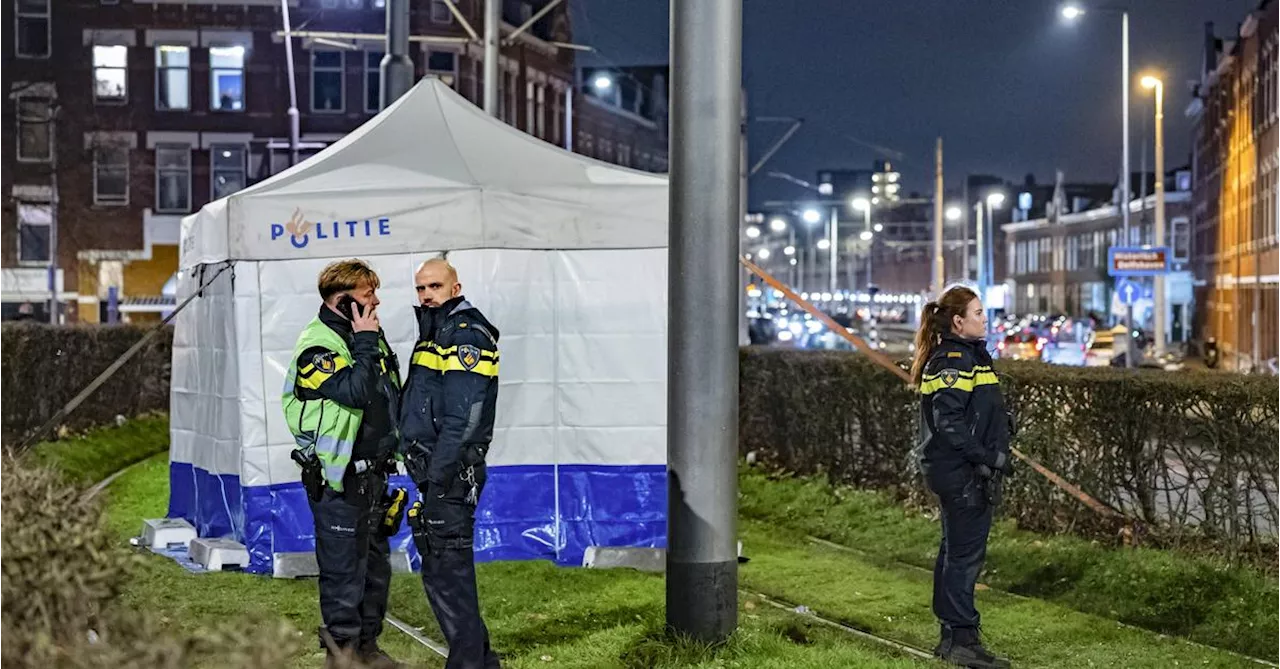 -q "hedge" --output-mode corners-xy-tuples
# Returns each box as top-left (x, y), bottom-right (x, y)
(739, 347), (1279, 564)
(1, 324), (173, 446)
